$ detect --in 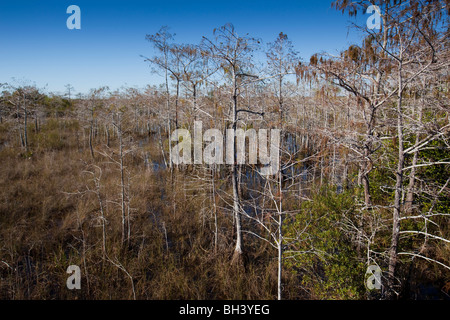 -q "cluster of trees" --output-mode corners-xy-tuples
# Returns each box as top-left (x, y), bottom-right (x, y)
(0, 0), (448, 299)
